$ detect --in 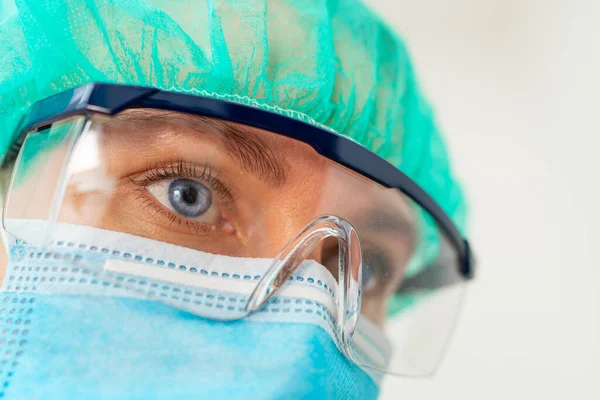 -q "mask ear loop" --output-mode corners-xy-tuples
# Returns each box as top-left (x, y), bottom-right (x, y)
(244, 215), (363, 358)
